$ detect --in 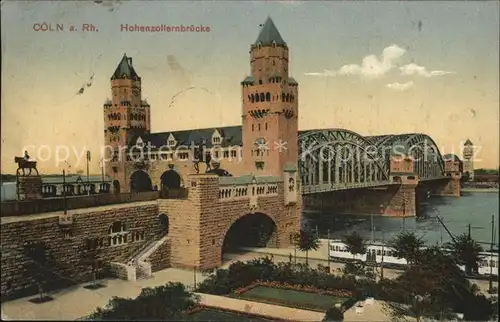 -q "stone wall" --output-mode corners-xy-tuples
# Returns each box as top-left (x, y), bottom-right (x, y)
(159, 174), (302, 270)
(147, 238), (171, 272)
(0, 201), (162, 300)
